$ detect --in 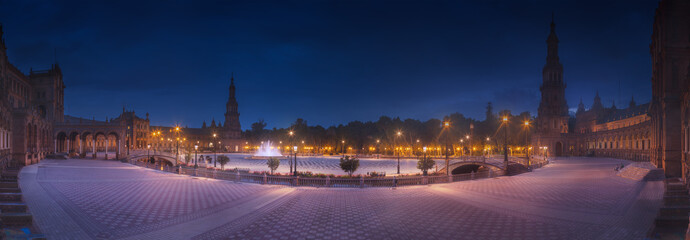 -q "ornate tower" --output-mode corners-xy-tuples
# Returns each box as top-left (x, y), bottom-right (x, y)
(223, 74), (241, 140)
(534, 15), (570, 156)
